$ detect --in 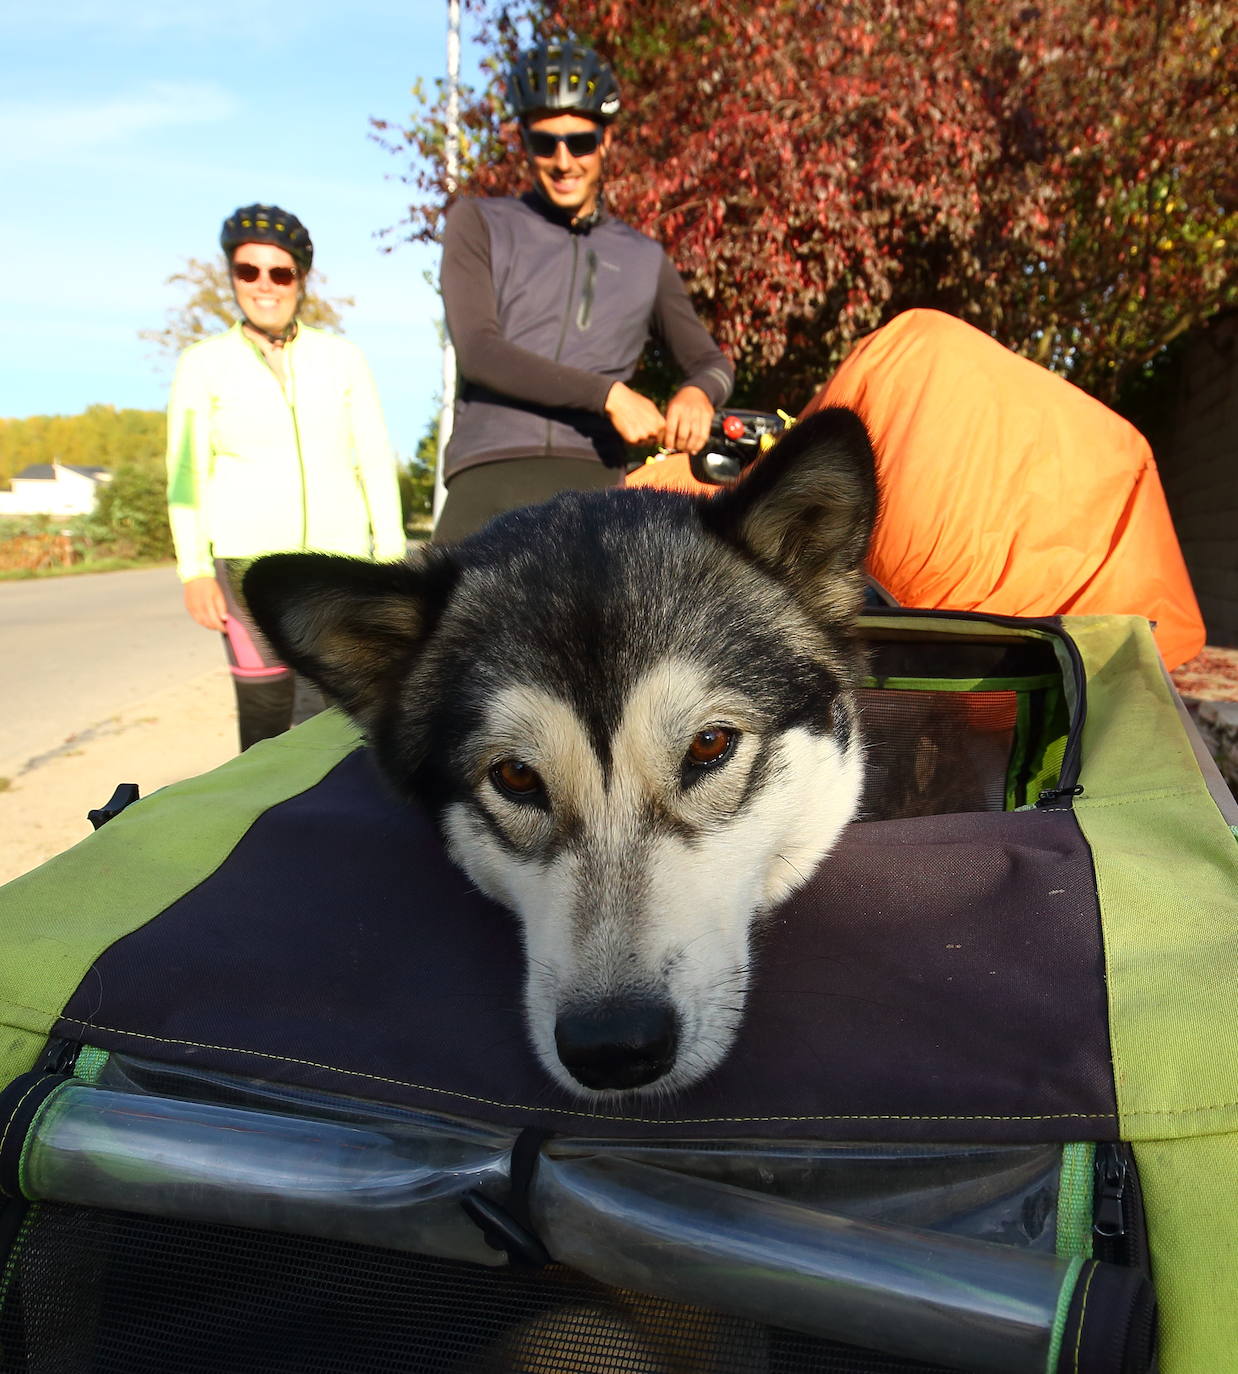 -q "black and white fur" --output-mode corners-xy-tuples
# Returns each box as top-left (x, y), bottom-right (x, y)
(243, 407), (878, 1100)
